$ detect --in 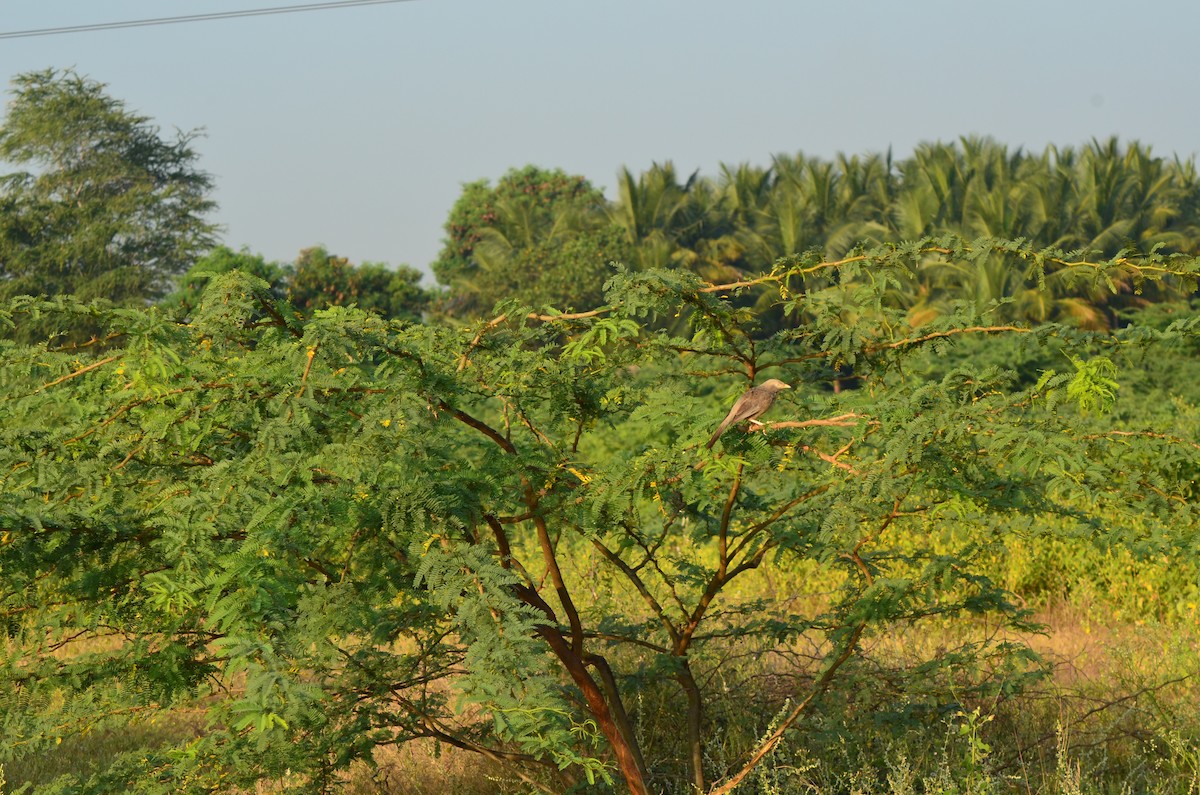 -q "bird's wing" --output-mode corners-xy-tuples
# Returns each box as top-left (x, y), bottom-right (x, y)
(733, 388), (772, 423)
